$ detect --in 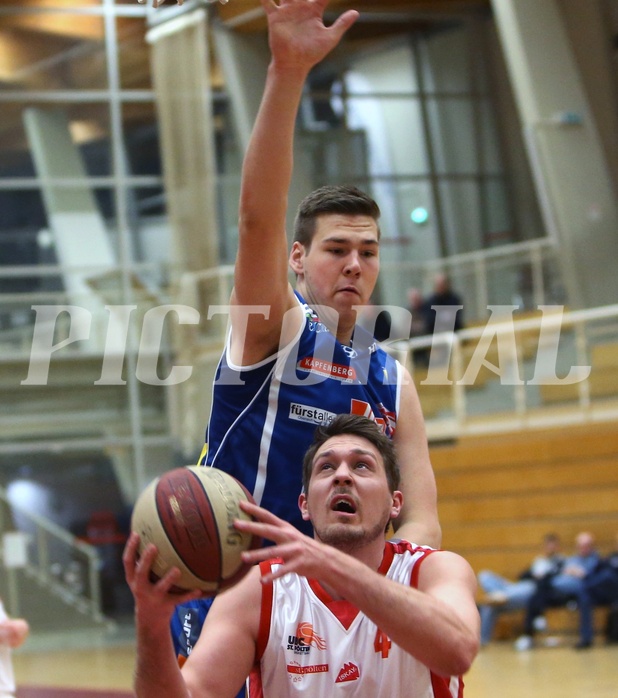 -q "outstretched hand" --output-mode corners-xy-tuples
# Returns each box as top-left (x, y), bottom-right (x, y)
(236, 500), (341, 584)
(260, 0), (359, 73)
